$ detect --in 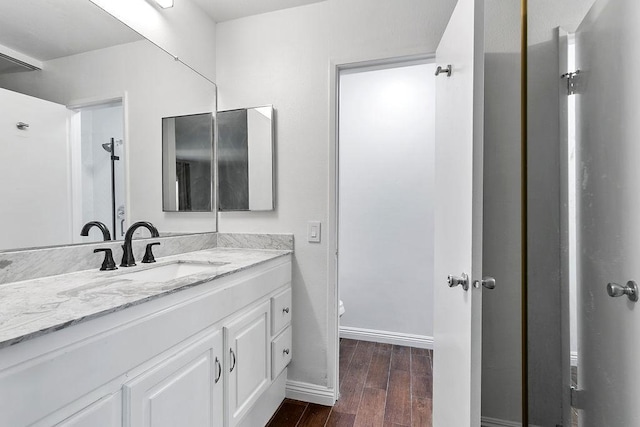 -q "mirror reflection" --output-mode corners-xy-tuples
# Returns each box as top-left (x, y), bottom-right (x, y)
(217, 106), (275, 211)
(527, 0), (600, 426)
(162, 113), (214, 212)
(79, 102), (126, 240)
(0, 0), (217, 252)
